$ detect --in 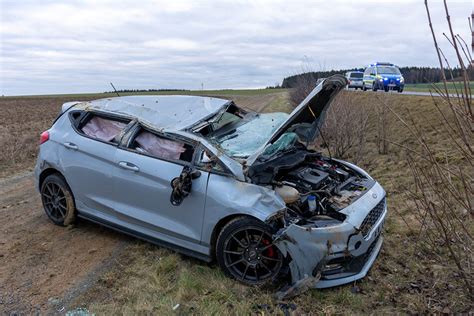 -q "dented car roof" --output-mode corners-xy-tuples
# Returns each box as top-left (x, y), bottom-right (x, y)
(76, 95), (230, 131)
